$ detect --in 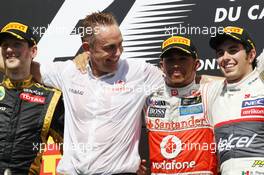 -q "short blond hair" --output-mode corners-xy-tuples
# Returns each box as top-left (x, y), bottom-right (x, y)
(81, 12), (118, 46)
